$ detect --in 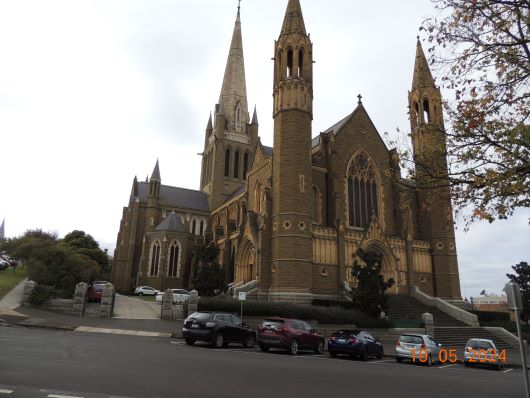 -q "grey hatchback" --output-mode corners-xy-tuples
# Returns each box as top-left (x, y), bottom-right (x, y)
(395, 334), (441, 366)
